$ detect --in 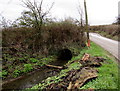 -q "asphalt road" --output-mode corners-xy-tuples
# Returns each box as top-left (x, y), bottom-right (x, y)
(89, 33), (119, 60)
